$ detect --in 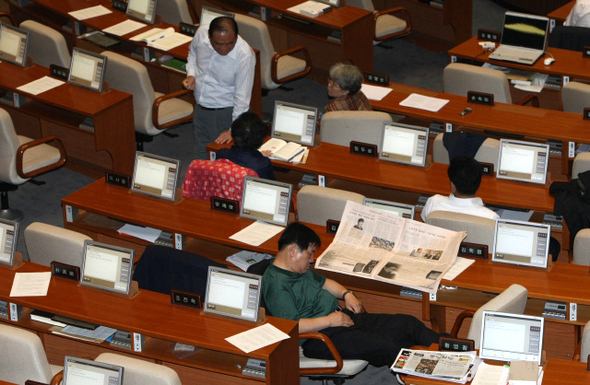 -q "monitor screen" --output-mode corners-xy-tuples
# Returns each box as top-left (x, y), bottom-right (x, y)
(496, 139), (549, 184)
(492, 219), (550, 268)
(240, 176), (292, 227)
(204, 266), (263, 322)
(63, 356), (123, 385)
(501, 12), (549, 51)
(200, 6), (235, 26)
(68, 48), (107, 93)
(127, 0), (158, 24)
(363, 198), (415, 219)
(379, 122), (429, 167)
(80, 241), (134, 295)
(479, 311), (544, 364)
(0, 24), (29, 67)
(131, 151), (180, 201)
(272, 101), (317, 146)
(0, 219), (18, 266)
